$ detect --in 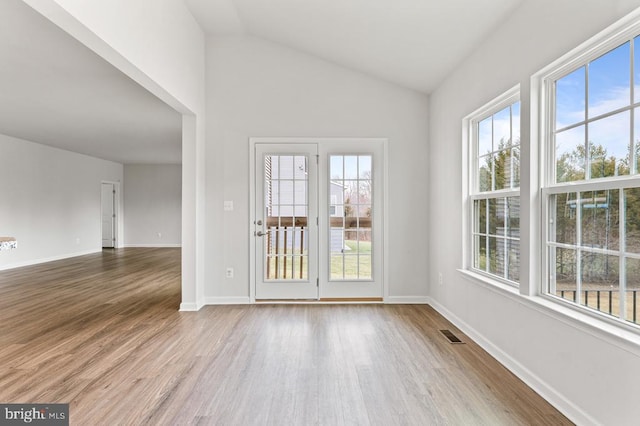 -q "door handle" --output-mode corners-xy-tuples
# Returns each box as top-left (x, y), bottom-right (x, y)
(255, 230), (267, 237)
